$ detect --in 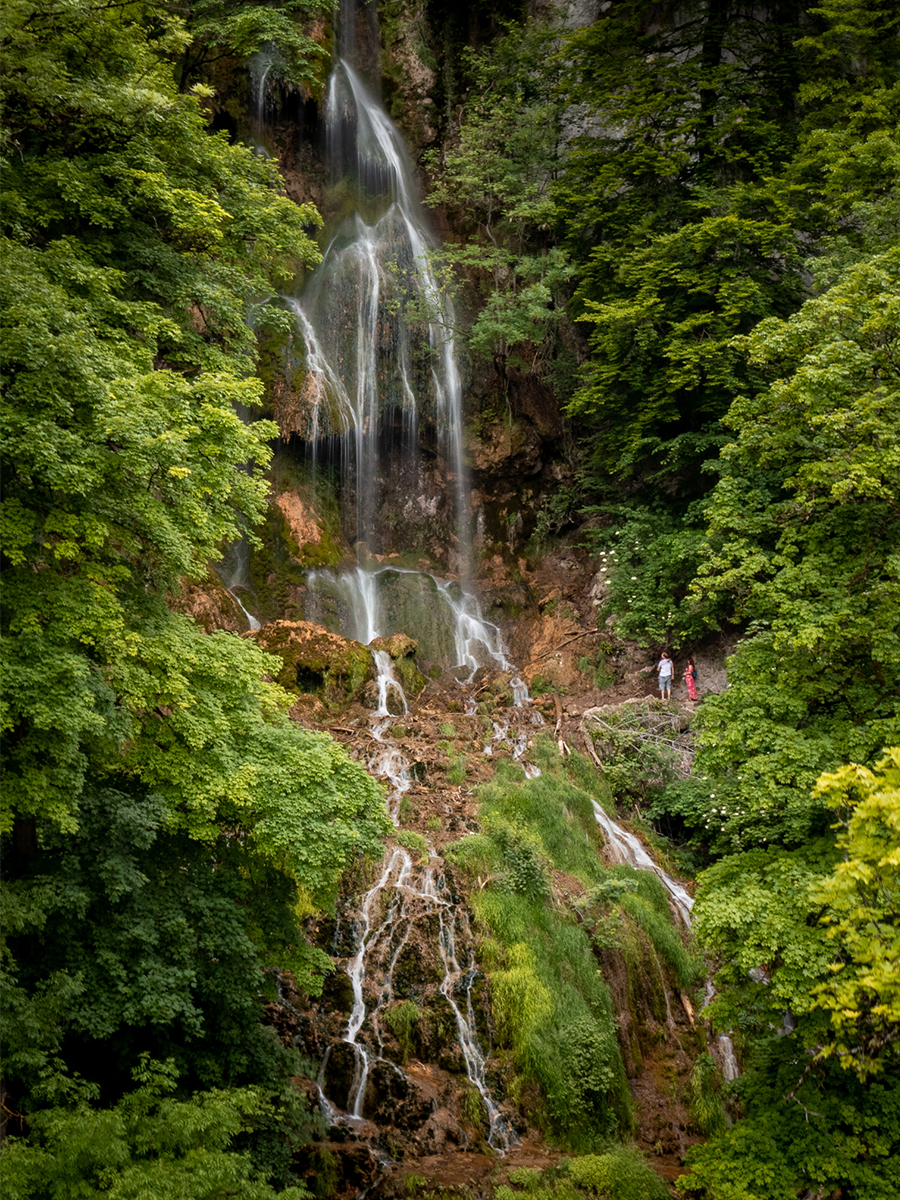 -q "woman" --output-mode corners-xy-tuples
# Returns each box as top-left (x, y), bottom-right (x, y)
(684, 656), (698, 702)
(657, 651), (673, 700)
